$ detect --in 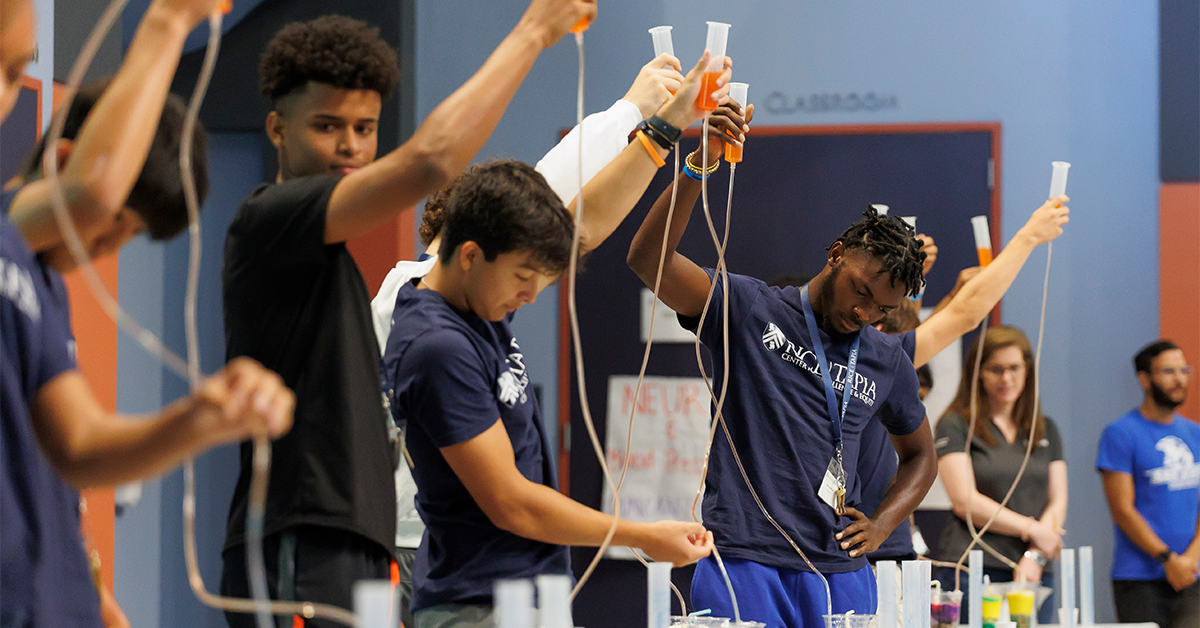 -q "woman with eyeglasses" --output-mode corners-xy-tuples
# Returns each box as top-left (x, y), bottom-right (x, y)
(932, 325), (1067, 623)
